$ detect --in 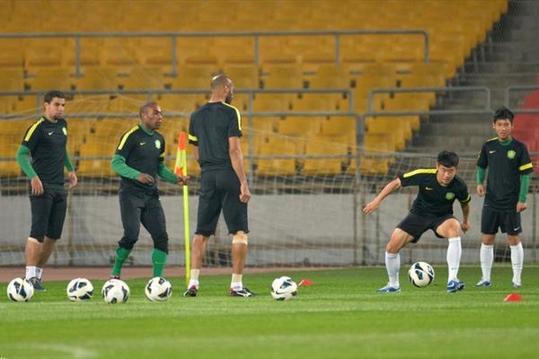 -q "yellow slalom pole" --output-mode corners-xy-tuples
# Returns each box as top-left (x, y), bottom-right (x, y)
(175, 132), (190, 287)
